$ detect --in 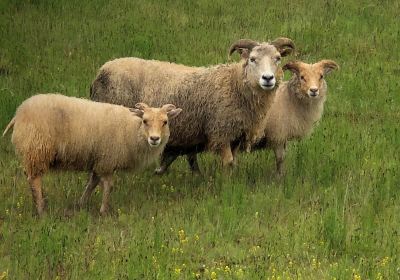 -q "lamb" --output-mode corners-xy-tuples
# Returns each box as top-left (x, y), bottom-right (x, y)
(90, 38), (295, 174)
(2, 94), (182, 216)
(252, 59), (339, 176)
